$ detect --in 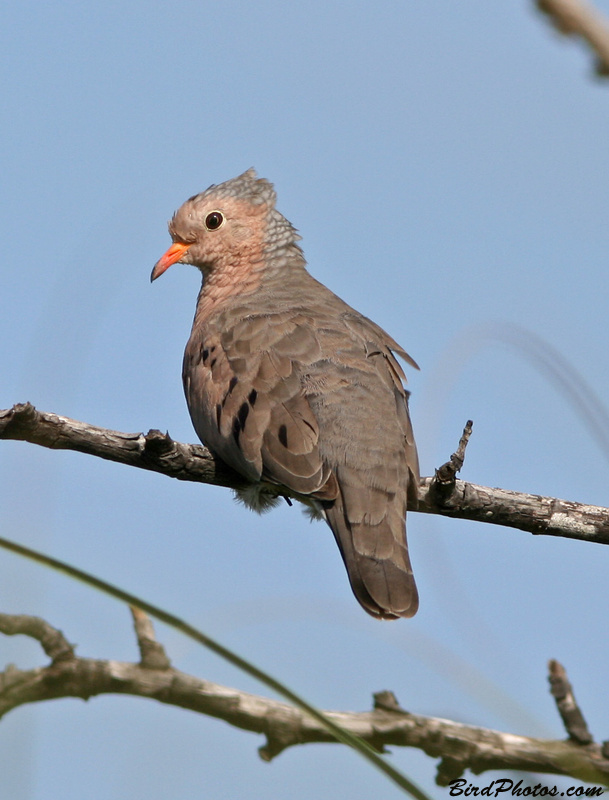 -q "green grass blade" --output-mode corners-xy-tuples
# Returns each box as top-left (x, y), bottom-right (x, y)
(0, 534), (431, 800)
